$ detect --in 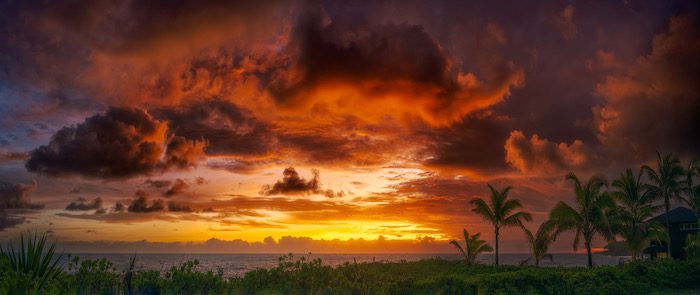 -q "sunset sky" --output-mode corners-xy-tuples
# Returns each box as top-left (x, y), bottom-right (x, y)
(0, 0), (698, 253)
